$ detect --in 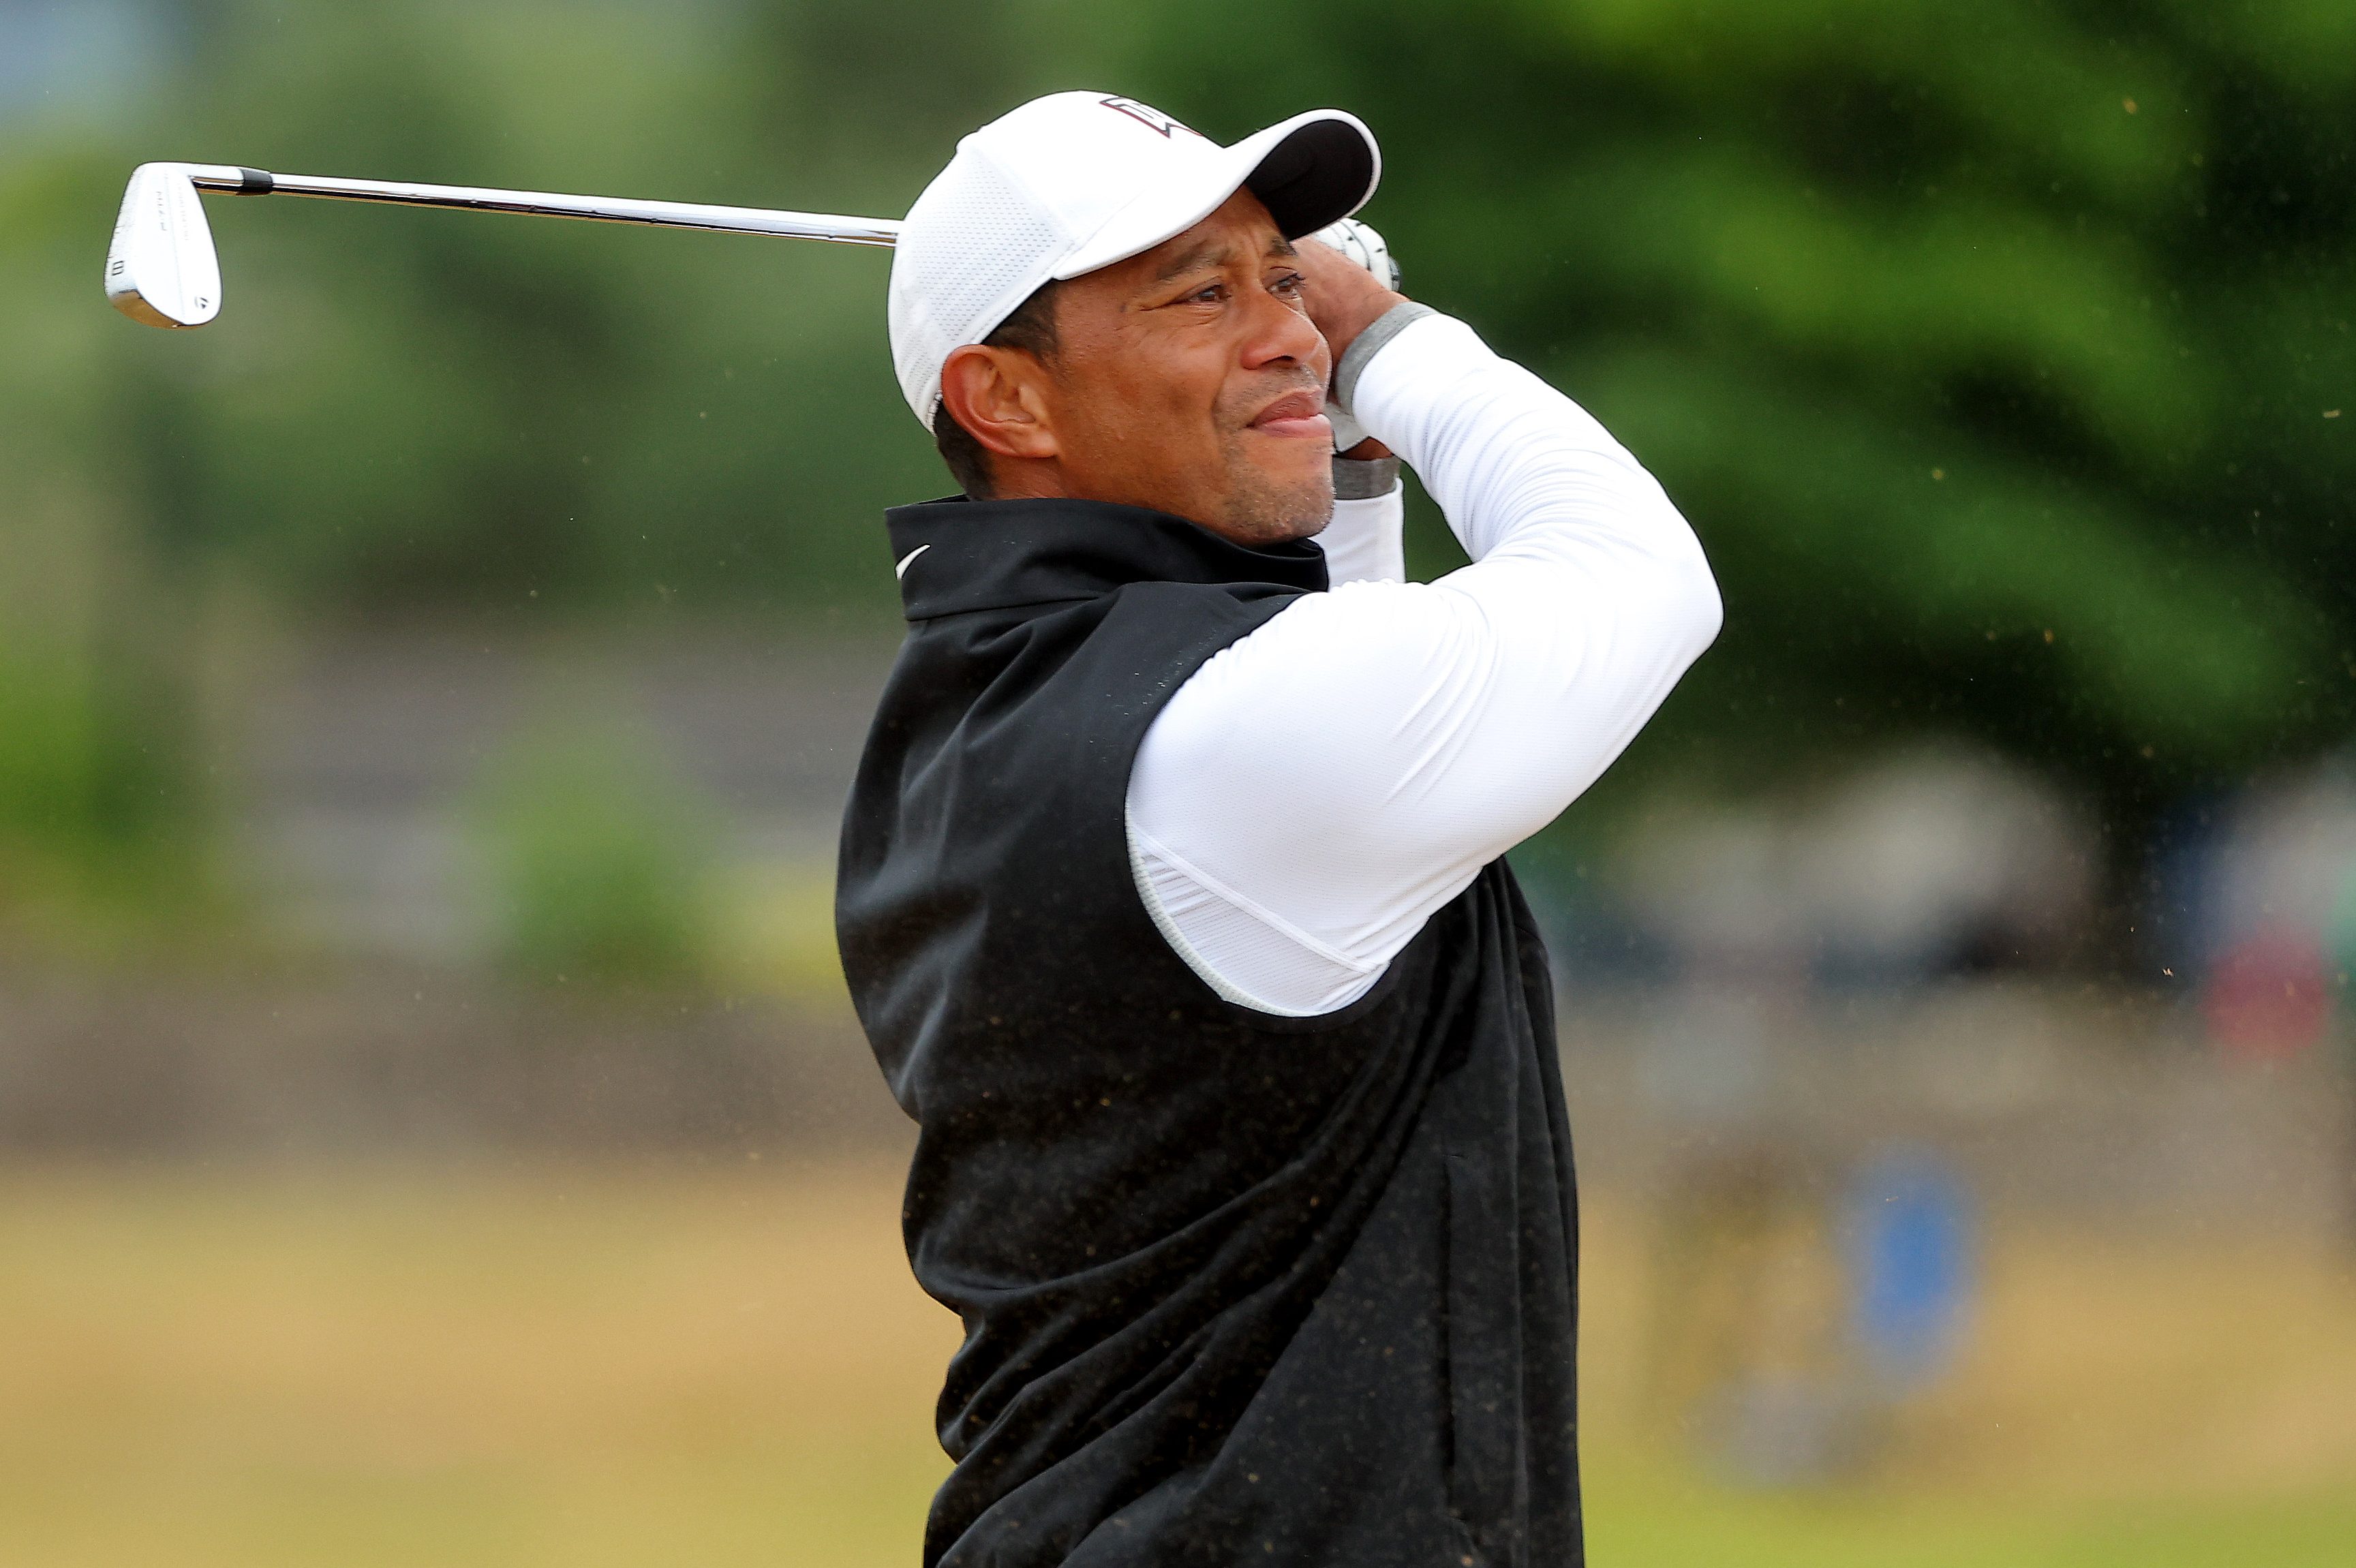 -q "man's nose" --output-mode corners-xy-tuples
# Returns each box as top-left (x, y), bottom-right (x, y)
(1239, 284), (1326, 376)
